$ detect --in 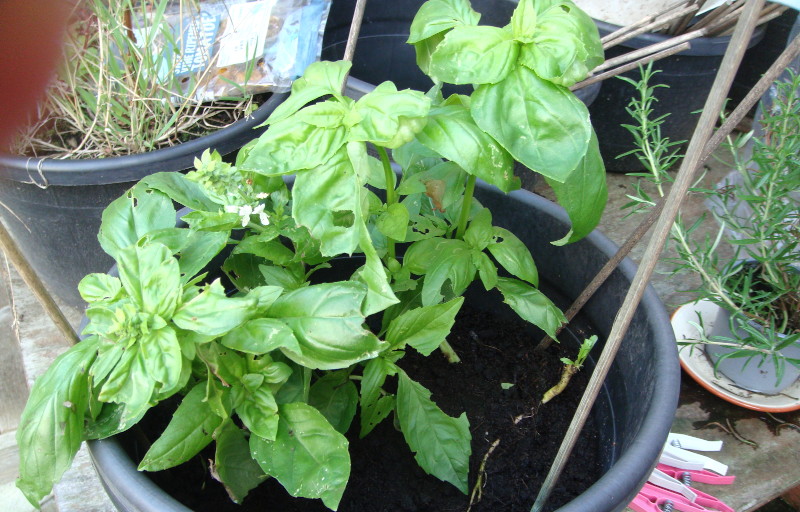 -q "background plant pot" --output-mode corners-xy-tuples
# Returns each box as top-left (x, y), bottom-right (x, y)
(694, 301), (800, 395)
(86, 182), (679, 512)
(586, 20), (763, 173)
(0, 93), (286, 306)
